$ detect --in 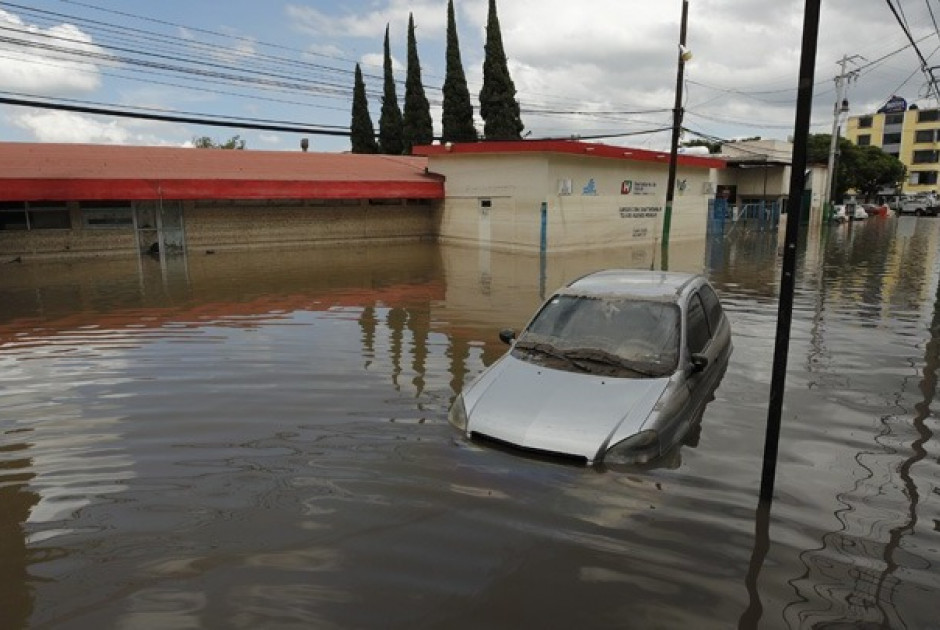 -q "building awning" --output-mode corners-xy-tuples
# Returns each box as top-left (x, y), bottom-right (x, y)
(0, 142), (445, 201)
(413, 139), (727, 169)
